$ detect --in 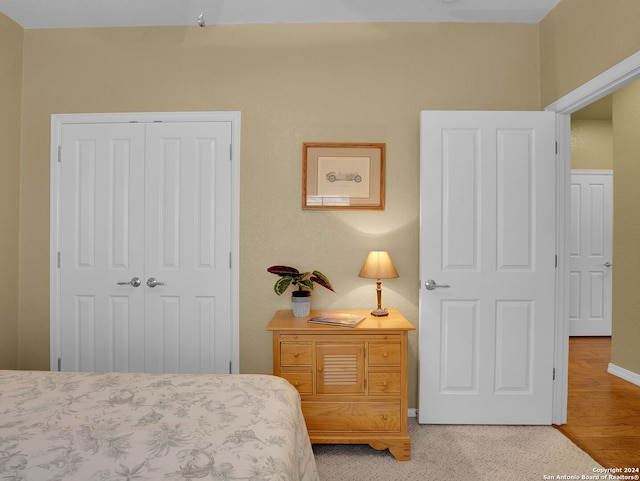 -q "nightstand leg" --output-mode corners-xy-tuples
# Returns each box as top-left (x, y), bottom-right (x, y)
(369, 438), (411, 461)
